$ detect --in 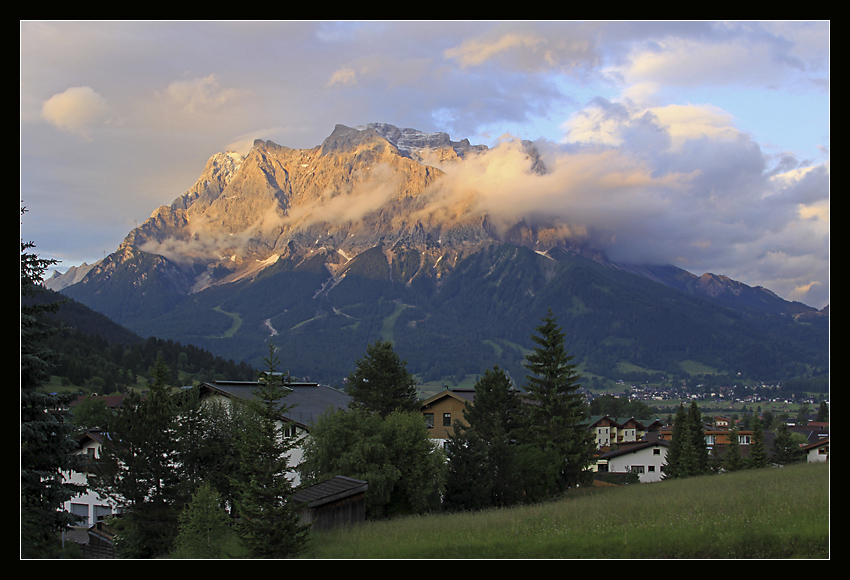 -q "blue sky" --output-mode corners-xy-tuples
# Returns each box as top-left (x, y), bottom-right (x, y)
(20, 21), (829, 308)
